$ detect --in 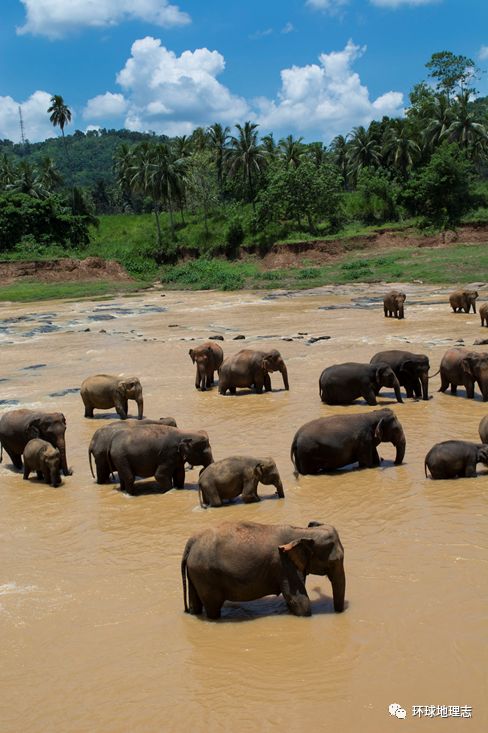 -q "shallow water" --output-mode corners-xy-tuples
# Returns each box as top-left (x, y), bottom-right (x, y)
(1, 284), (487, 732)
